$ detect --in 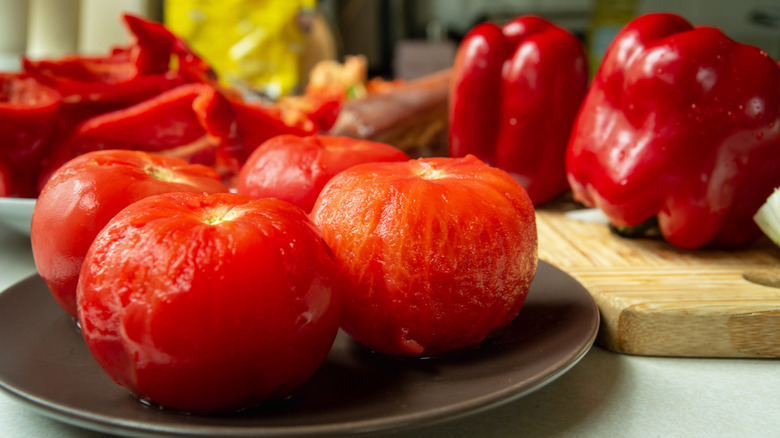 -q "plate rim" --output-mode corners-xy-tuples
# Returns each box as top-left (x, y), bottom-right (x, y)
(0, 260), (599, 437)
(0, 197), (36, 236)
